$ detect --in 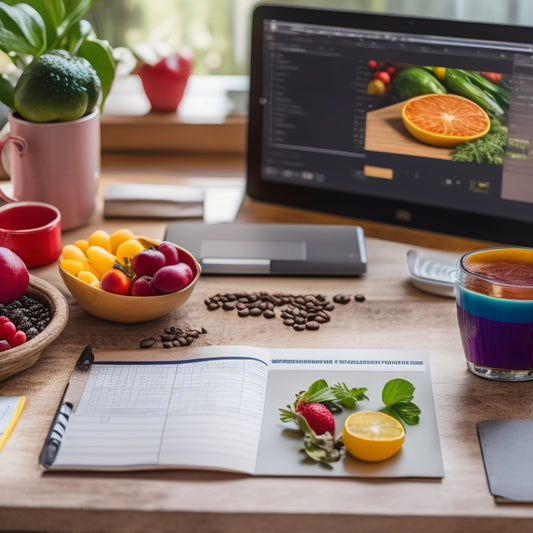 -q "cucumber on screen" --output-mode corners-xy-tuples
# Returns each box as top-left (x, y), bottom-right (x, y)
(392, 67), (447, 100)
(441, 68), (506, 118)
